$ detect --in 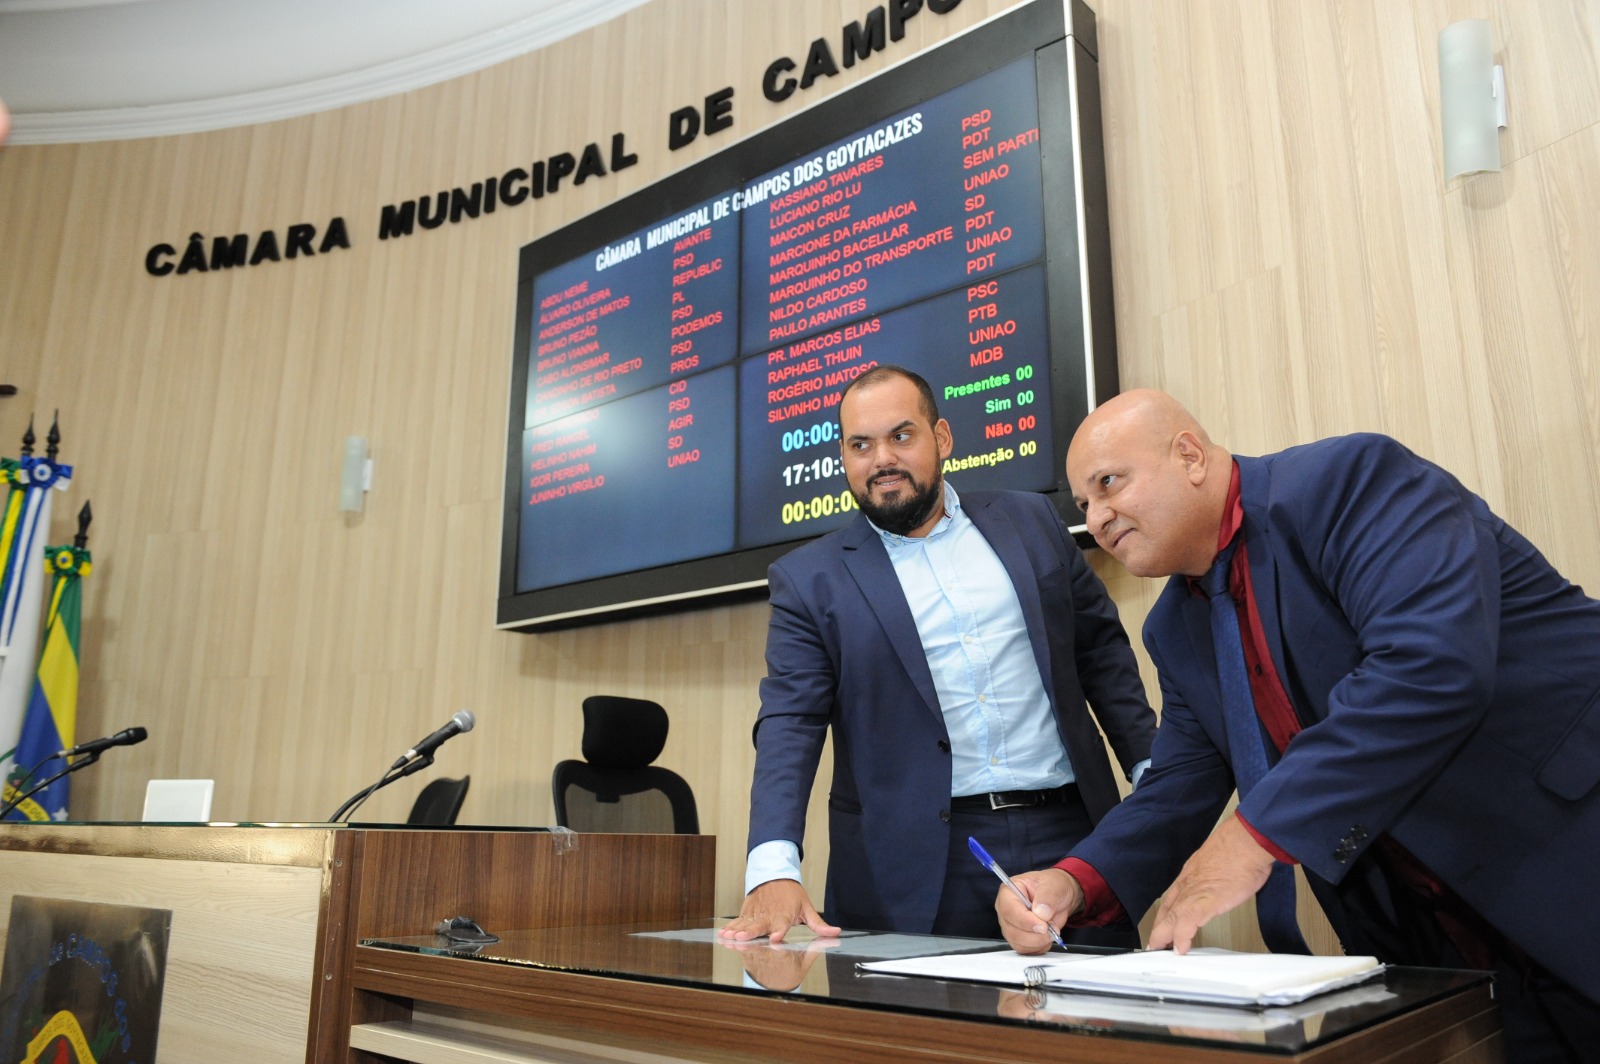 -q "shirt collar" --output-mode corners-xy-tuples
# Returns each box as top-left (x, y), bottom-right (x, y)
(1217, 459), (1244, 551)
(868, 480), (960, 545)
(1187, 460), (1244, 596)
